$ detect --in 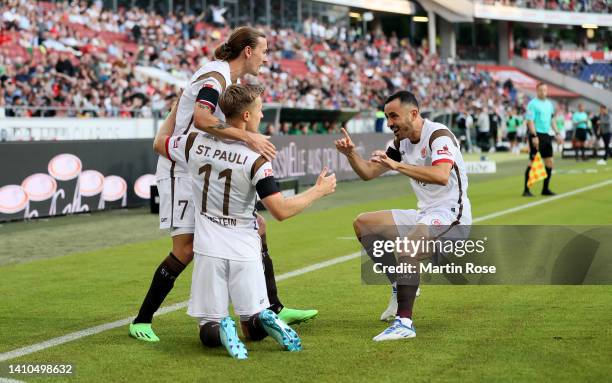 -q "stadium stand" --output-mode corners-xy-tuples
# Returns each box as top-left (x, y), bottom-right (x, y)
(528, 53), (612, 90)
(480, 0), (612, 13)
(1, 0), (519, 123)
